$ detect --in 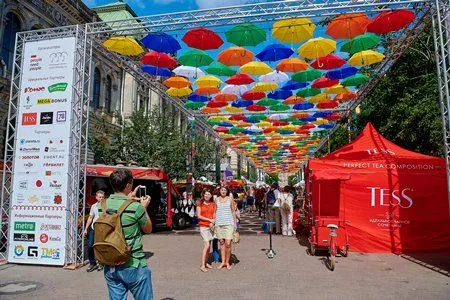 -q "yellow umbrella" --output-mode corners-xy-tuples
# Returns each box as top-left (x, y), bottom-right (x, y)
(272, 18), (316, 43)
(298, 37), (336, 60)
(224, 106), (244, 113)
(348, 50), (385, 66)
(258, 121), (272, 127)
(195, 75), (222, 87)
(315, 118), (329, 125)
(309, 93), (329, 103)
(252, 82), (278, 92)
(240, 61), (272, 75)
(166, 87), (192, 97)
(209, 116), (227, 121)
(103, 36), (144, 56)
(326, 84), (349, 95)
